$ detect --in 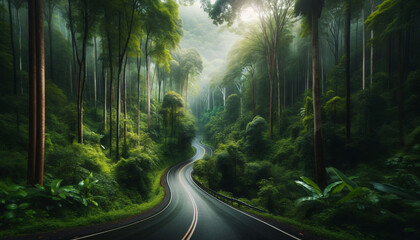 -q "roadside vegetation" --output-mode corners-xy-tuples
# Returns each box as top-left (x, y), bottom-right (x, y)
(0, 0), (197, 237)
(194, 0), (420, 239)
